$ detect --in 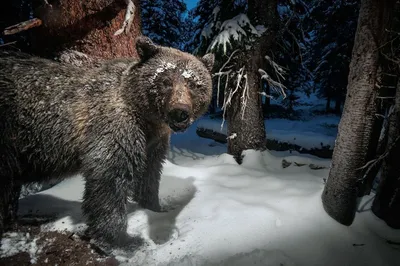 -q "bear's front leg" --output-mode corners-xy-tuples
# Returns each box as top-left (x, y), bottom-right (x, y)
(136, 134), (169, 212)
(4, 182), (22, 230)
(81, 136), (146, 249)
(0, 179), (21, 235)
